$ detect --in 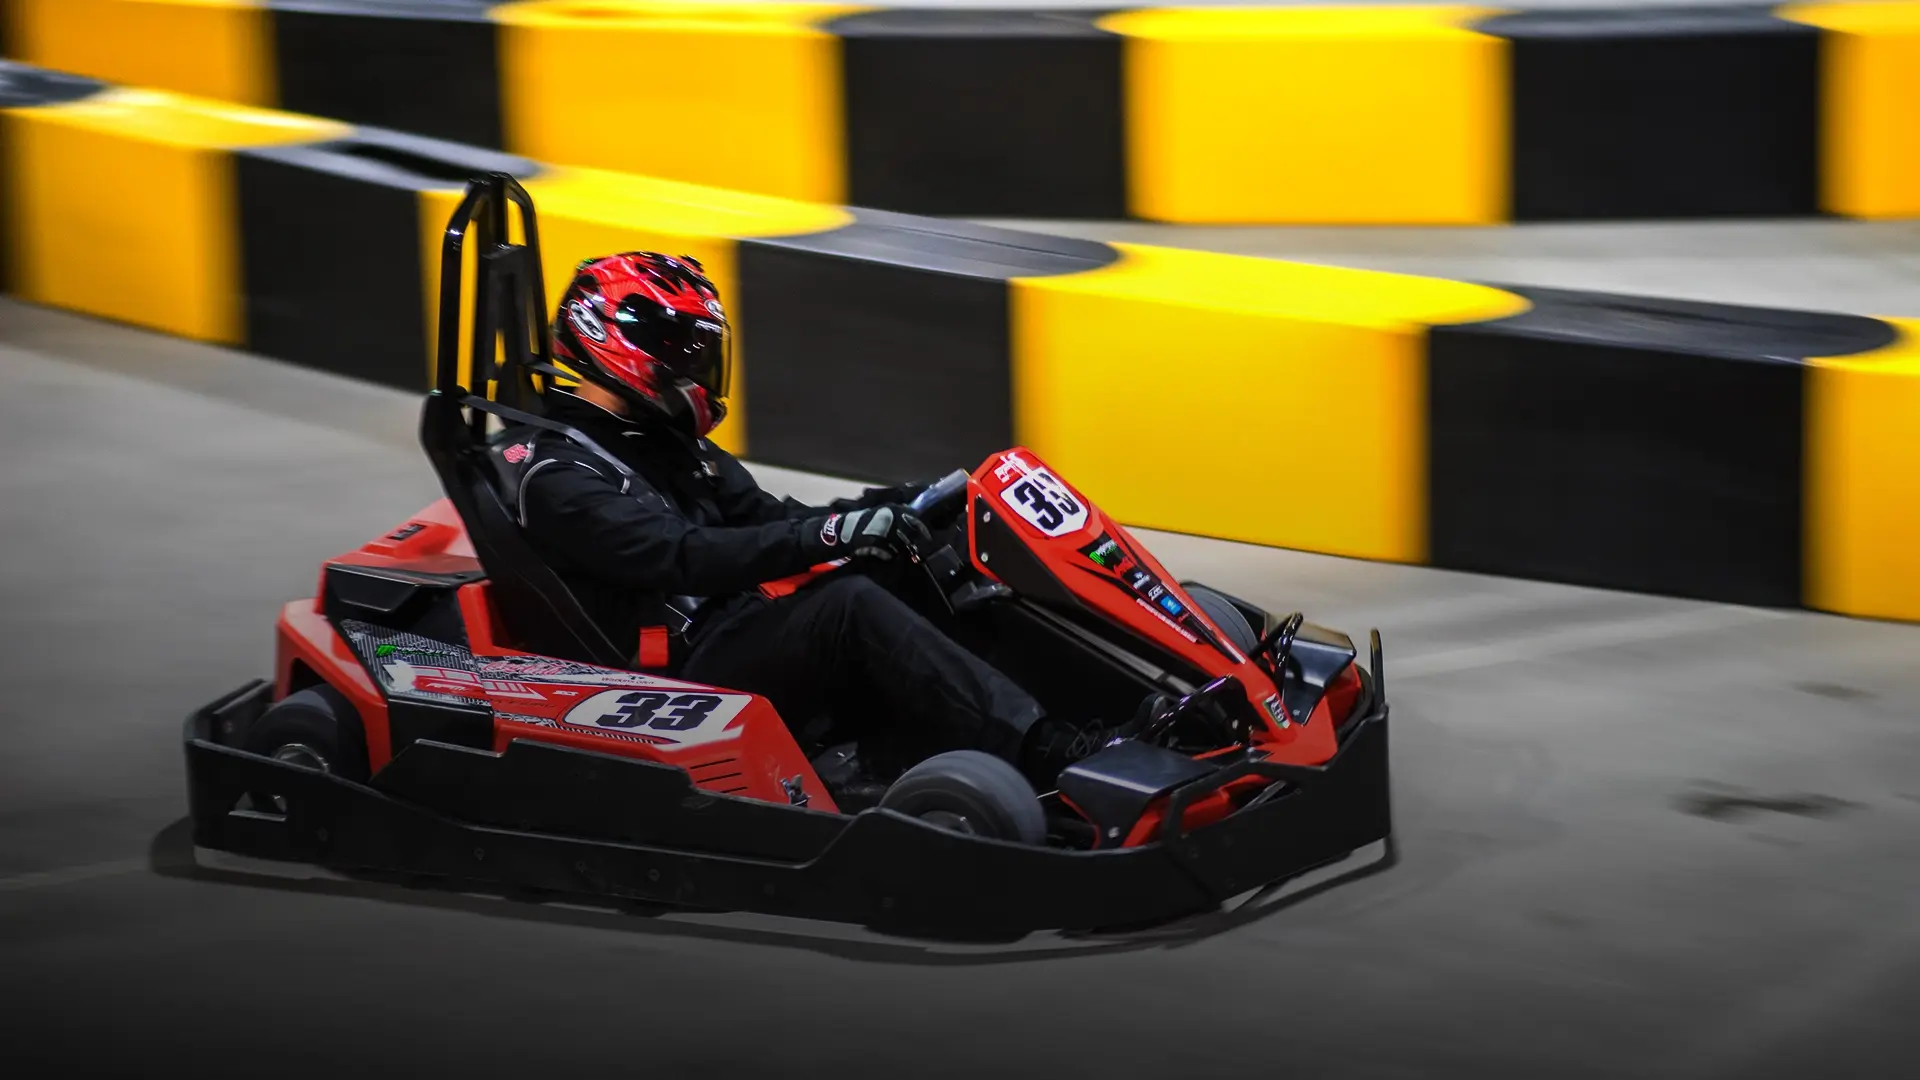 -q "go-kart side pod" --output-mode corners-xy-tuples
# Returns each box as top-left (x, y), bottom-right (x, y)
(183, 678), (1391, 939)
